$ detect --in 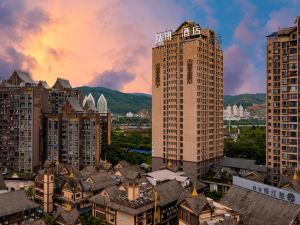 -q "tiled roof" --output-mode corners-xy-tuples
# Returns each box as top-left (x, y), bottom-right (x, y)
(54, 207), (81, 225)
(116, 167), (141, 181)
(185, 195), (210, 216)
(54, 78), (72, 89)
(0, 191), (40, 217)
(83, 99), (97, 112)
(38, 80), (50, 89)
(154, 180), (184, 206)
(89, 193), (153, 216)
(220, 157), (266, 173)
(14, 70), (34, 84)
(221, 185), (300, 225)
(267, 26), (297, 37)
(59, 97), (84, 113)
(87, 173), (115, 191)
